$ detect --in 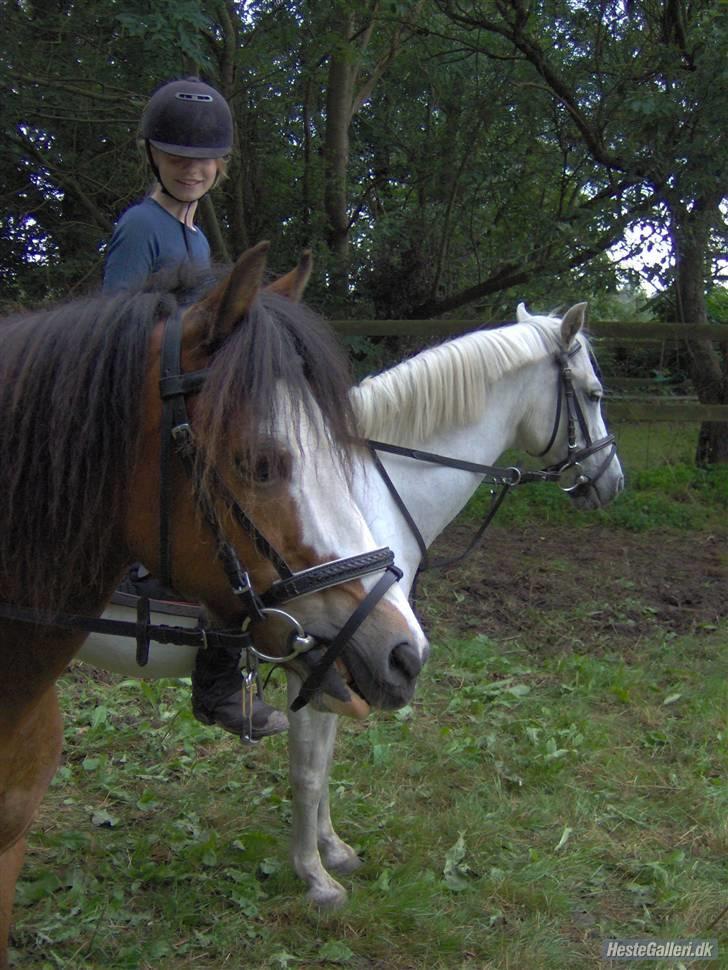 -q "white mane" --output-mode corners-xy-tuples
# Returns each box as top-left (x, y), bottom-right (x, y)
(351, 309), (566, 443)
